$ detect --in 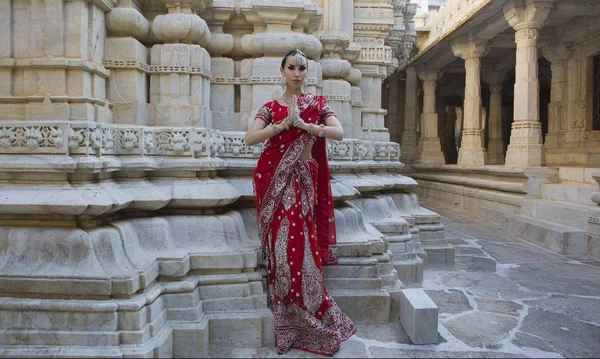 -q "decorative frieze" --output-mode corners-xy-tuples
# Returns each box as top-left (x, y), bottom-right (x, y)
(103, 60), (213, 78)
(0, 123), (66, 154)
